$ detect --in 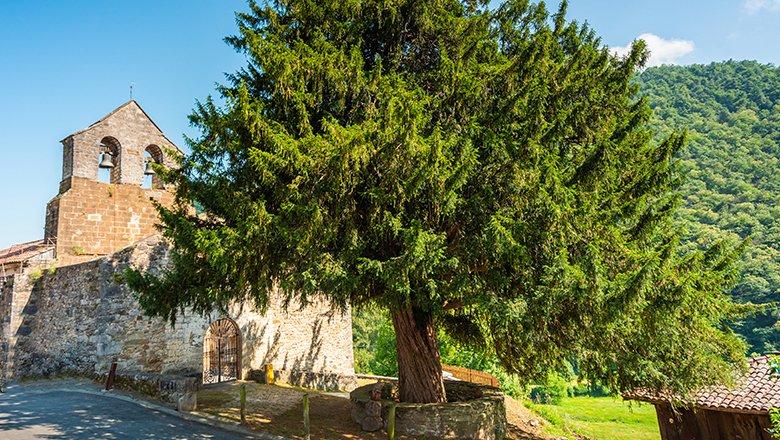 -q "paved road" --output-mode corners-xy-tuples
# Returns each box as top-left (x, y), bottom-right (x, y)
(0, 388), (254, 439)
